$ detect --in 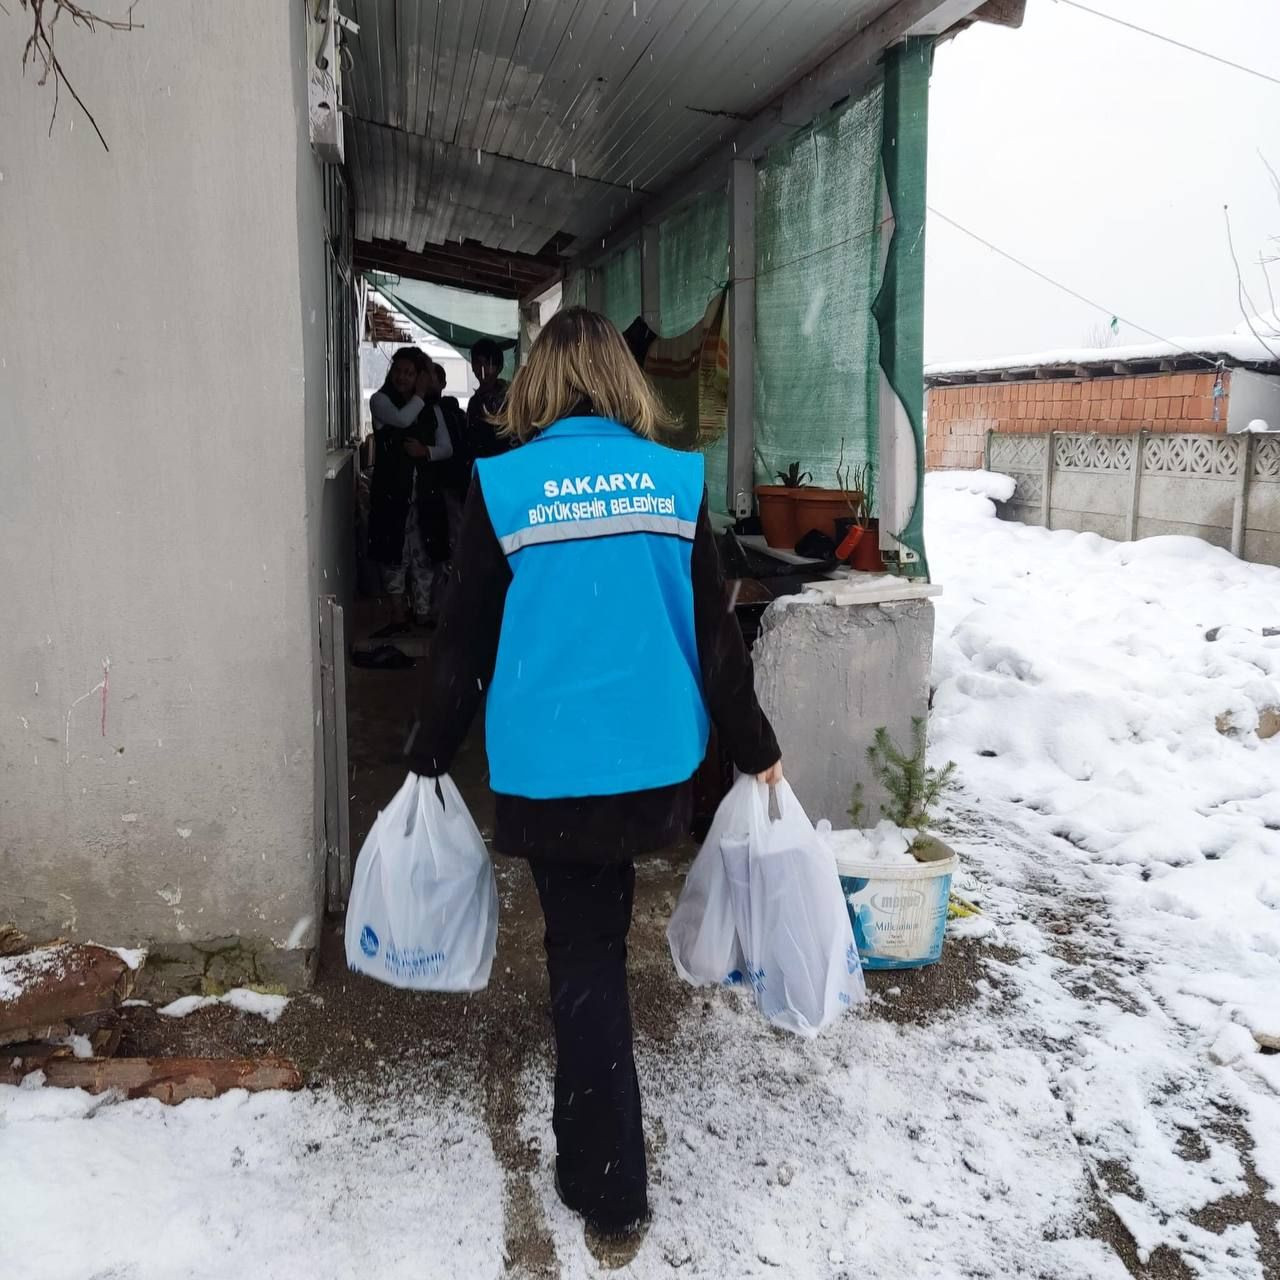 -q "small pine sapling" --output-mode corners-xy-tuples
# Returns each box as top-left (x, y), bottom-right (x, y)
(861, 717), (956, 842)
(847, 781), (867, 828)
